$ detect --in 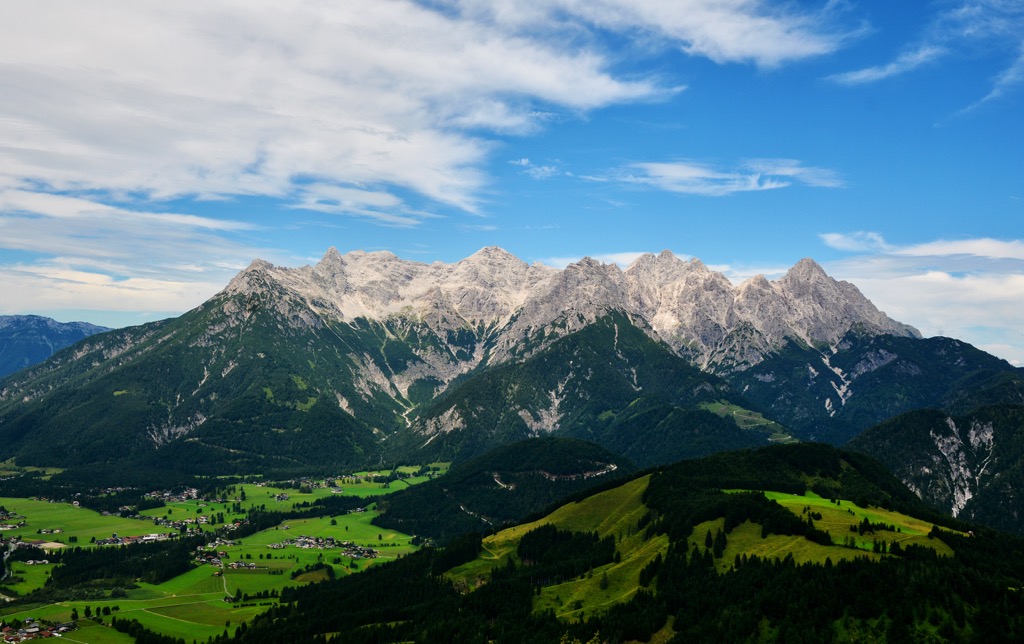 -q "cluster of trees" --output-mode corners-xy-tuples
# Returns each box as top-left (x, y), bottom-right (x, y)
(46, 536), (203, 589)
(516, 524), (616, 585)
